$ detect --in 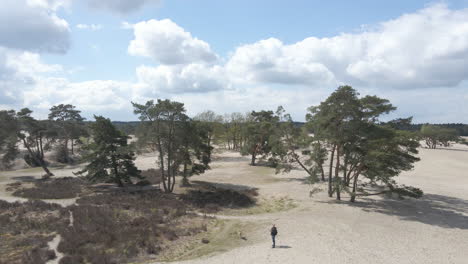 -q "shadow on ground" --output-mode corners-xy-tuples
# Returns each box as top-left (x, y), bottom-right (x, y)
(212, 156), (249, 163)
(323, 193), (468, 229)
(191, 180), (258, 192)
(276, 245), (292, 249)
(10, 176), (37, 182)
